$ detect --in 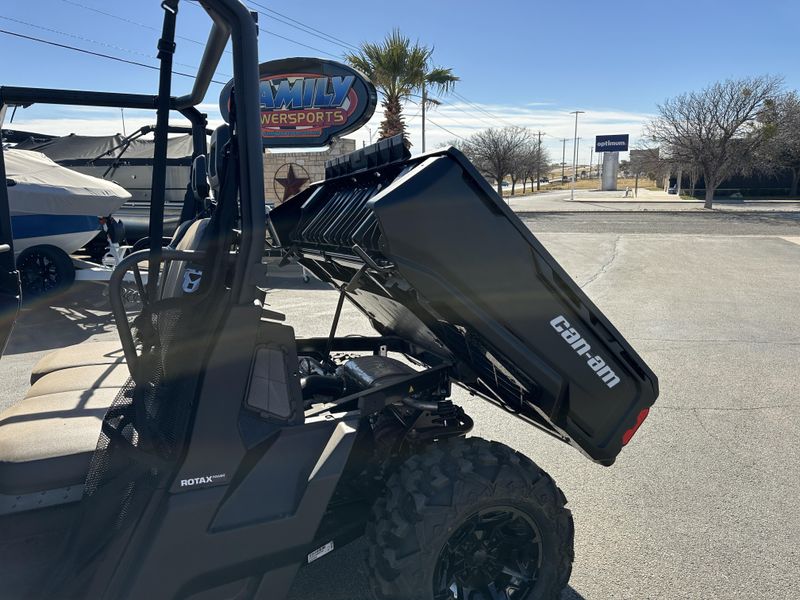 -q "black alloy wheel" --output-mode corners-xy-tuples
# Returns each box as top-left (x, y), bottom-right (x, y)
(434, 506), (543, 599)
